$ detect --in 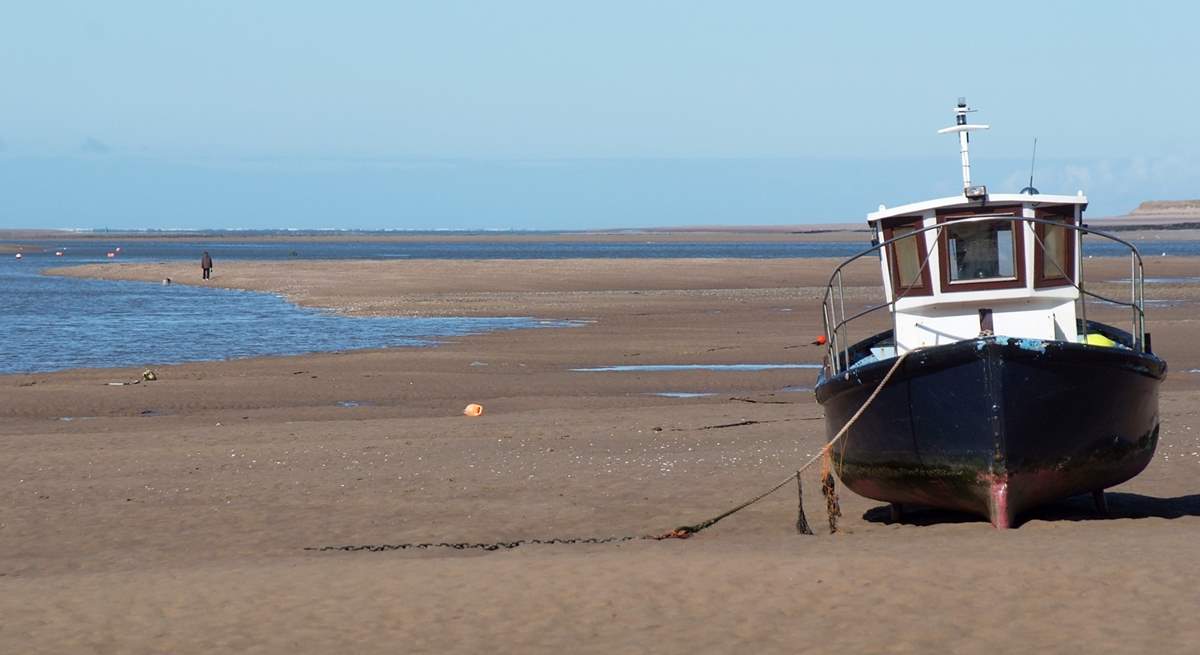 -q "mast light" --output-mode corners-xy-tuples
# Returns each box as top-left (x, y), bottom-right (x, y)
(965, 185), (988, 200)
